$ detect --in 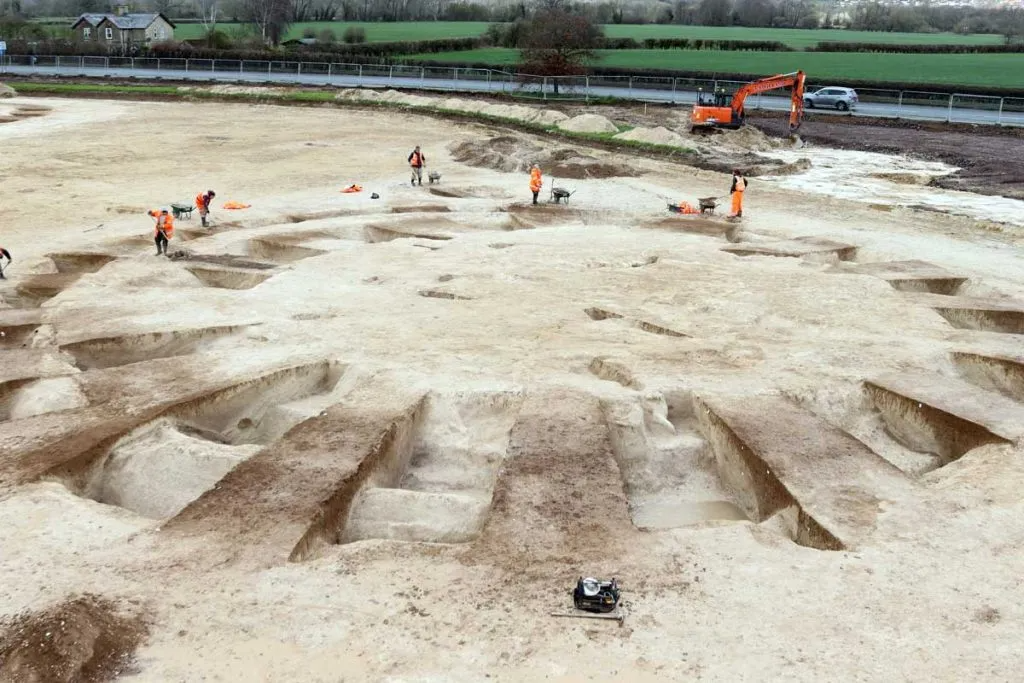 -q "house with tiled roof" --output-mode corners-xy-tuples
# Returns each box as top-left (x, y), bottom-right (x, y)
(71, 11), (175, 47)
